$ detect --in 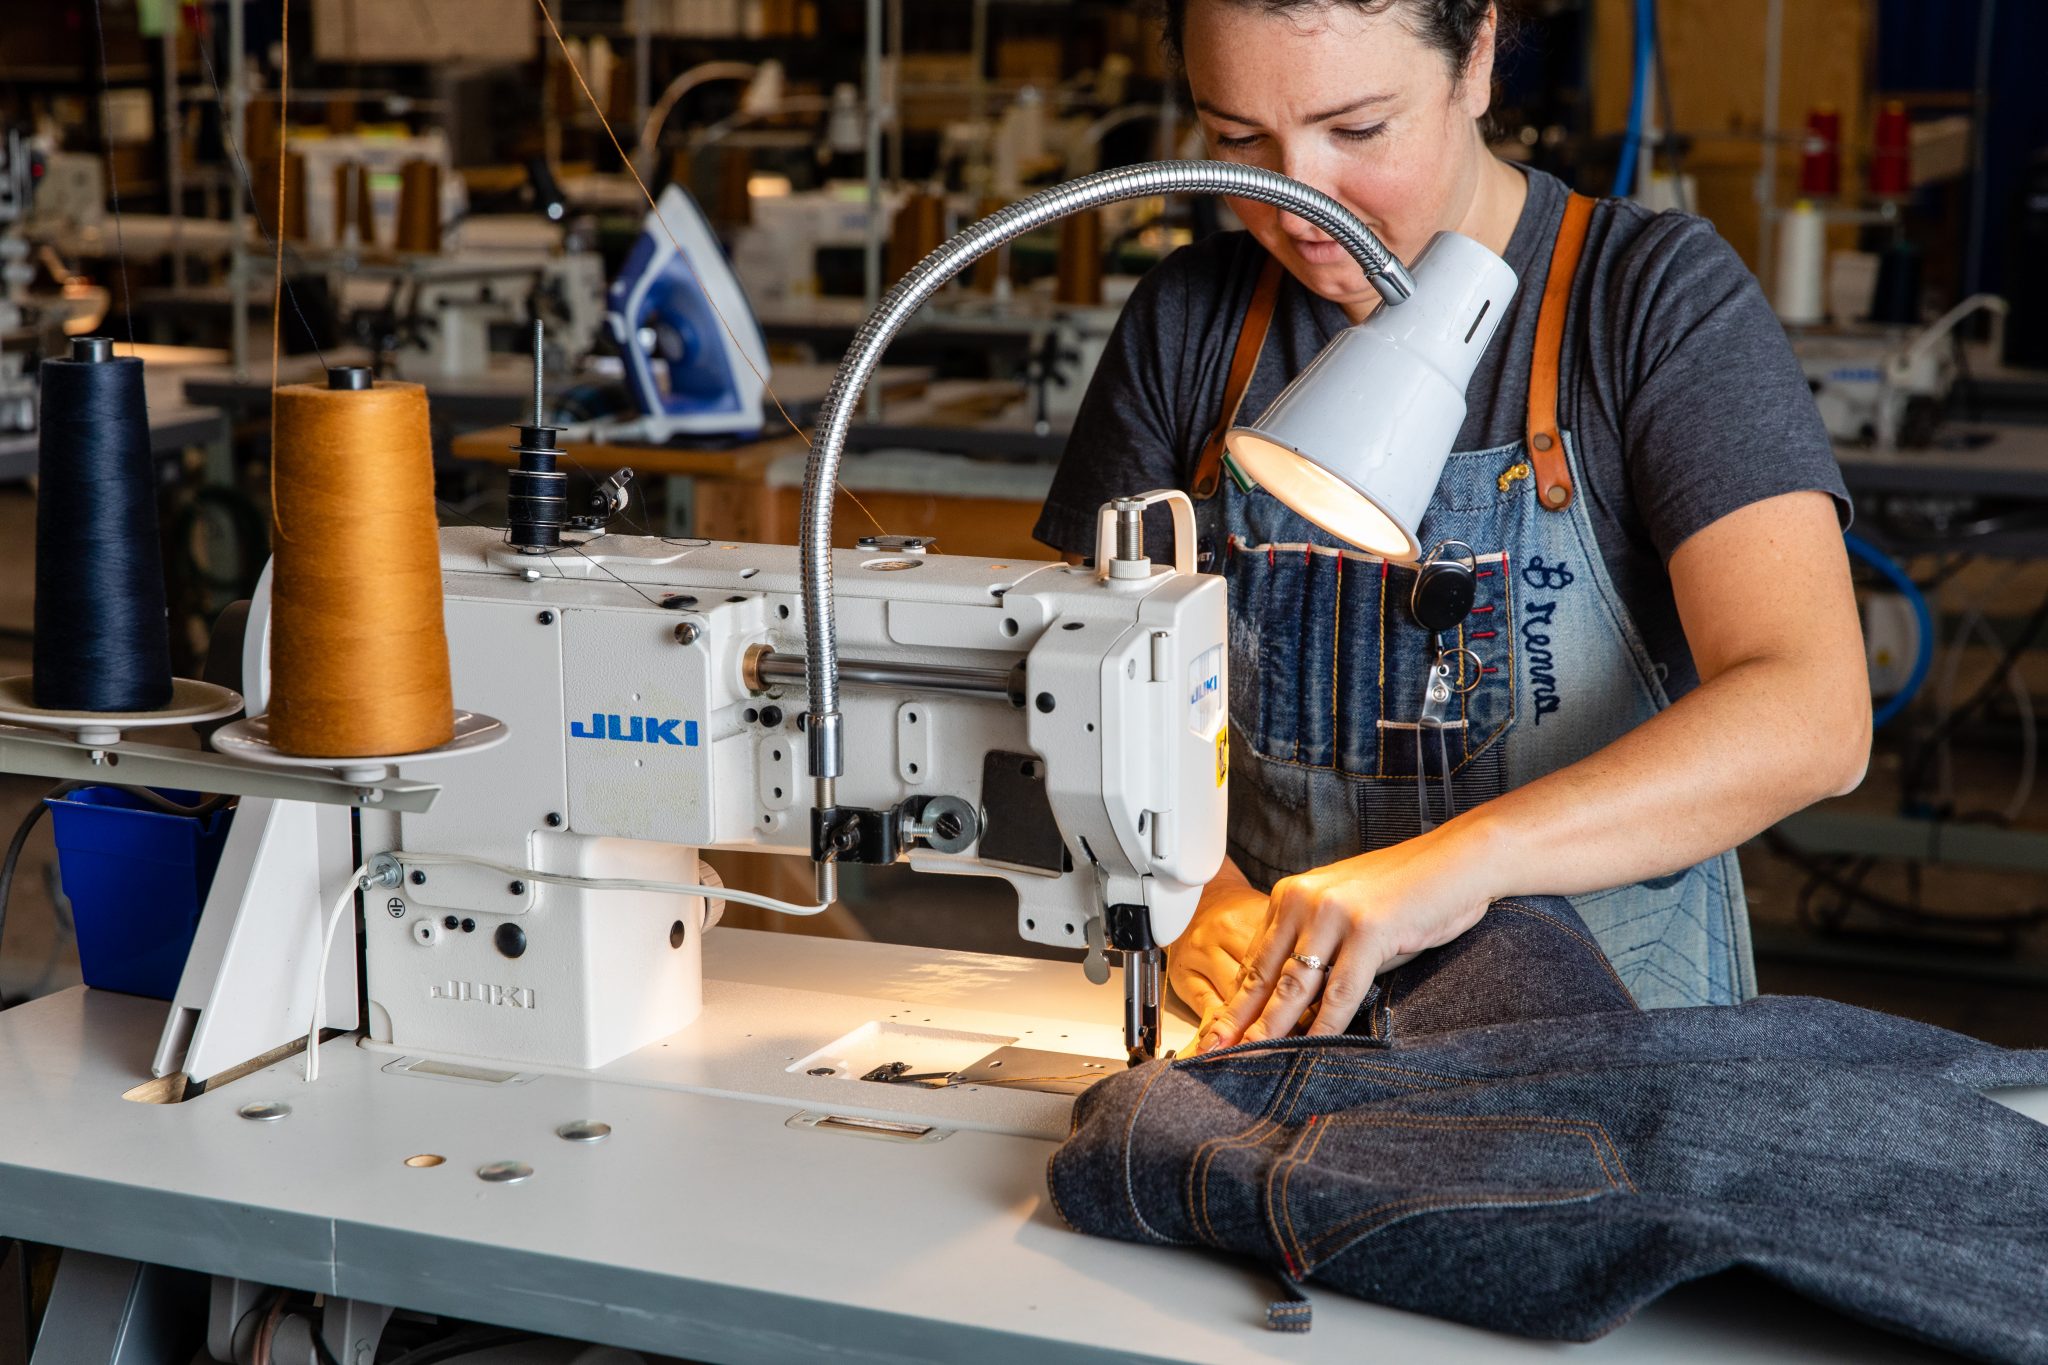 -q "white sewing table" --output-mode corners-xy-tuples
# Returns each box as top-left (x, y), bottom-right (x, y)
(0, 928), (2035, 1363)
